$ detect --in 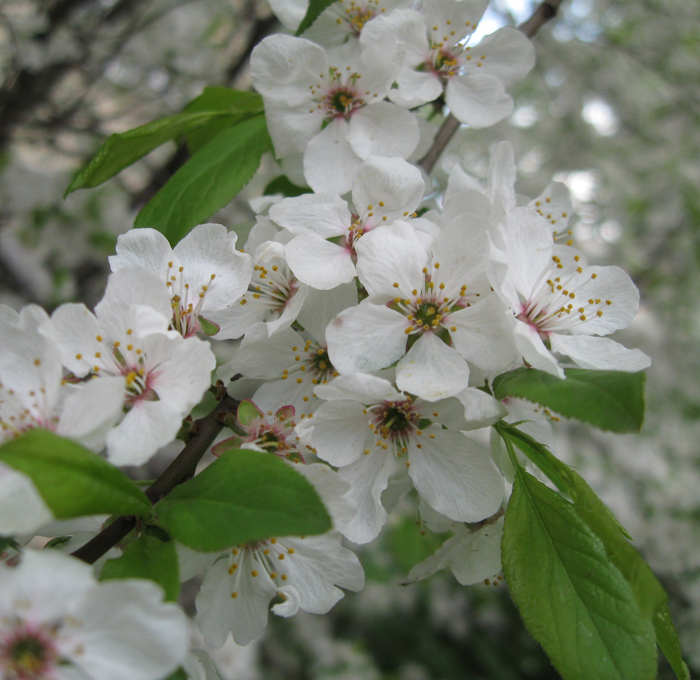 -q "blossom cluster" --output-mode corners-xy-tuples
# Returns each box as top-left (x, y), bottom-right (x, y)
(0, 0), (653, 675)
